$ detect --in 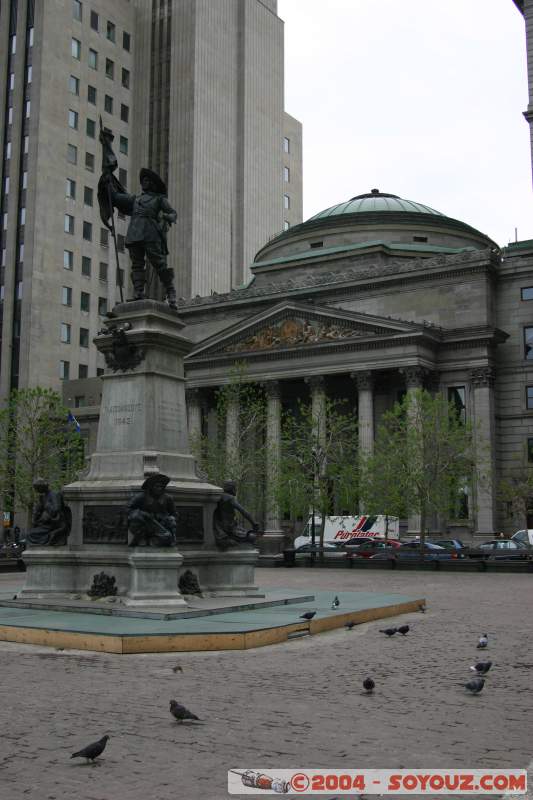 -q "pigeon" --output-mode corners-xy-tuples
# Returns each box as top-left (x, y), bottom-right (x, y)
(398, 625), (410, 635)
(470, 661), (492, 676)
(299, 611), (316, 621)
(363, 677), (375, 694)
(464, 677), (485, 694)
(331, 595), (340, 609)
(345, 621), (356, 630)
(169, 700), (200, 723)
(71, 735), (109, 762)
(172, 664), (183, 673)
(379, 627), (397, 637)
(477, 634), (488, 649)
